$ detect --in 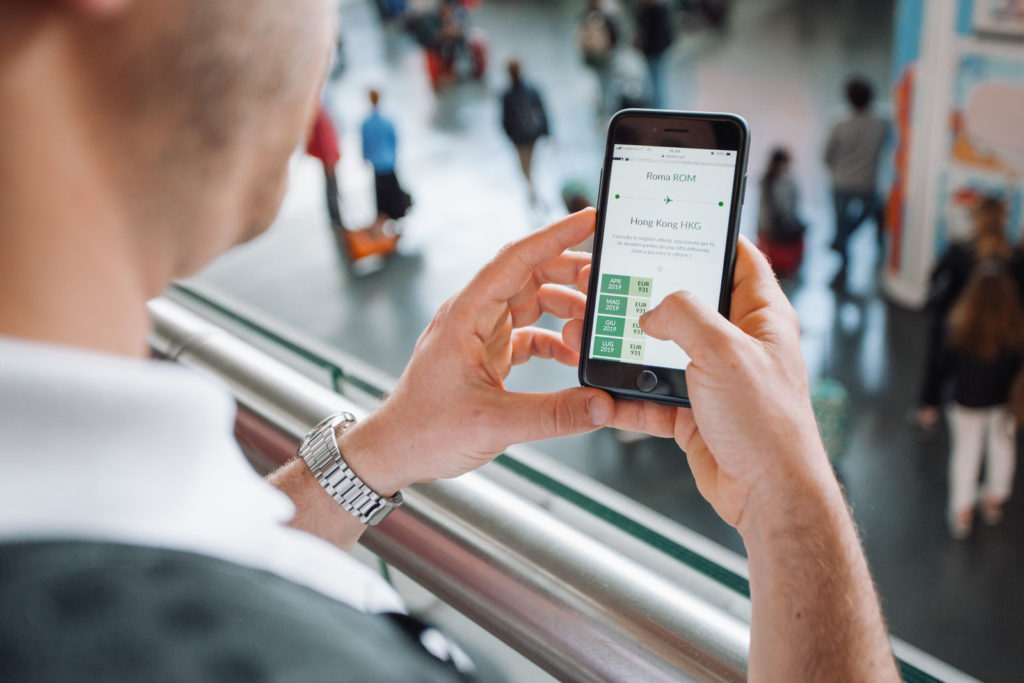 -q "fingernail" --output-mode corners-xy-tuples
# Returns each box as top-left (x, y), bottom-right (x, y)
(589, 396), (611, 426)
